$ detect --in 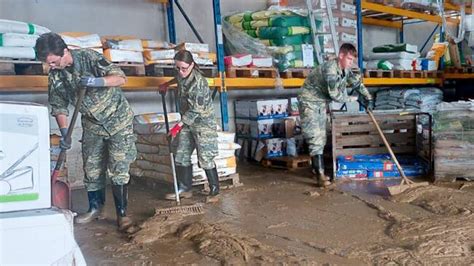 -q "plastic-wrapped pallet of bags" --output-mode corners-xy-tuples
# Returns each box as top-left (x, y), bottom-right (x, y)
(0, 19), (50, 35)
(0, 47), (36, 59)
(433, 101), (474, 181)
(0, 33), (39, 47)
